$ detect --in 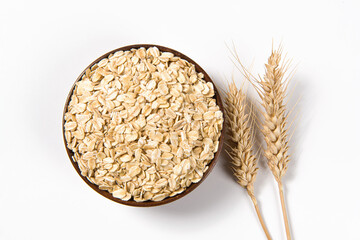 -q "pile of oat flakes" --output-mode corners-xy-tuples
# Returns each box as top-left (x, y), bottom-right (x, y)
(64, 47), (223, 202)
